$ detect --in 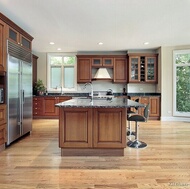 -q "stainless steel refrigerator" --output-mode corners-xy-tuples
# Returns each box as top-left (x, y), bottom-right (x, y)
(7, 40), (32, 145)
